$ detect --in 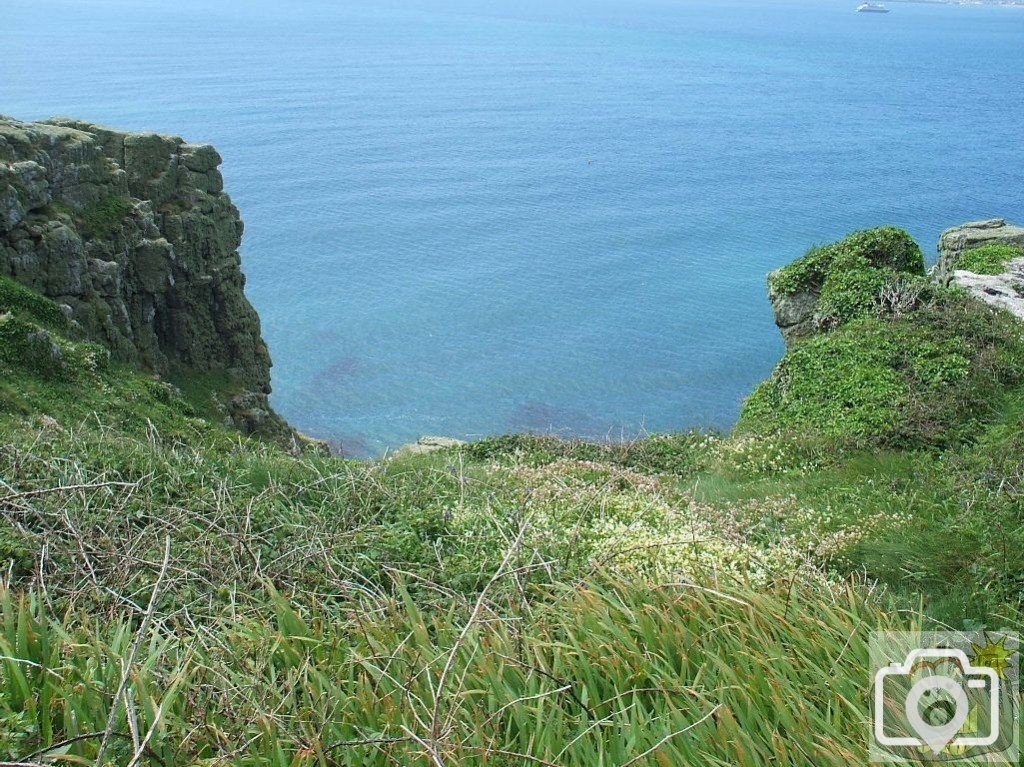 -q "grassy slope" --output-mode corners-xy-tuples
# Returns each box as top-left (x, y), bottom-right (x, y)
(1, 227), (1023, 765)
